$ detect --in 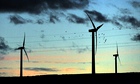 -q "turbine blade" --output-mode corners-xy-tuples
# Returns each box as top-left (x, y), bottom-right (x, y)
(116, 42), (118, 54)
(95, 32), (97, 54)
(96, 24), (103, 31)
(118, 56), (121, 65)
(23, 33), (25, 47)
(85, 12), (96, 29)
(24, 49), (29, 62)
